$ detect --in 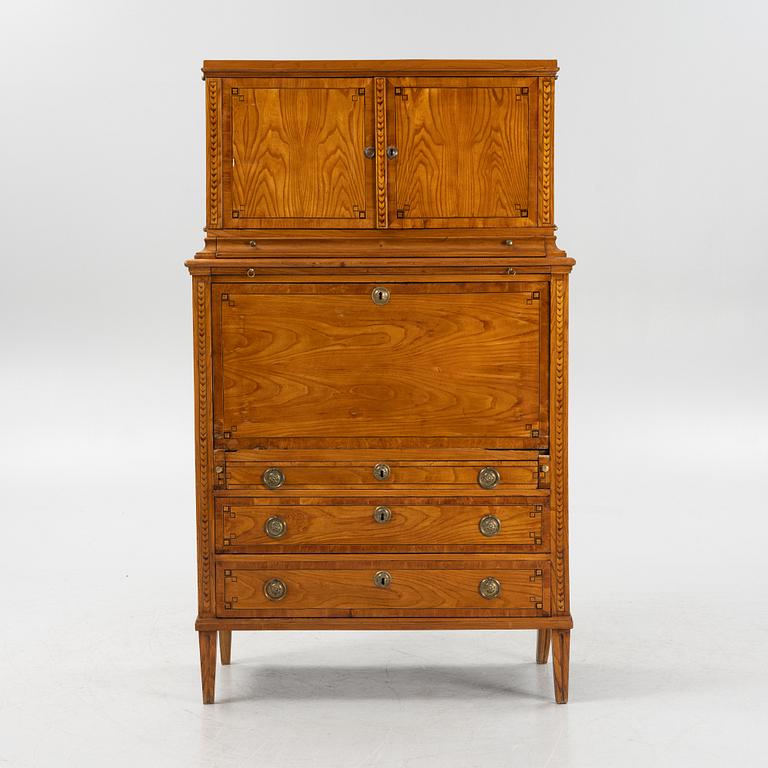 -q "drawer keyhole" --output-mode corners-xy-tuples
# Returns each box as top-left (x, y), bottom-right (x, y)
(374, 570), (392, 588)
(373, 506), (392, 523)
(373, 463), (391, 481)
